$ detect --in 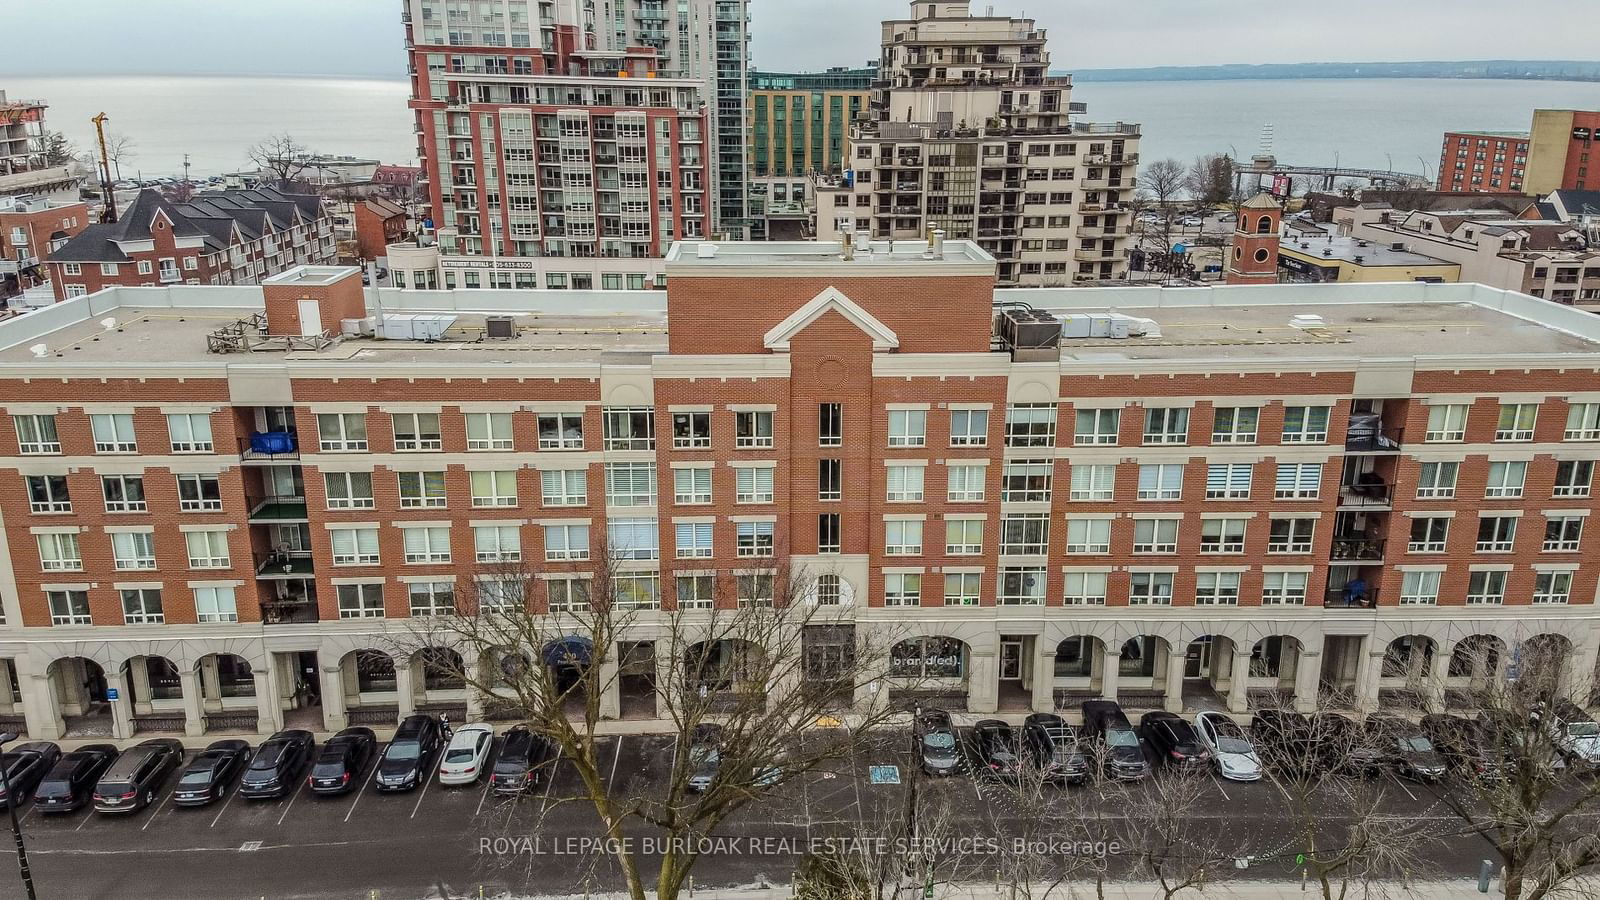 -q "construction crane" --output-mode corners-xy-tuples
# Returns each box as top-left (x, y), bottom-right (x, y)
(91, 112), (117, 223)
